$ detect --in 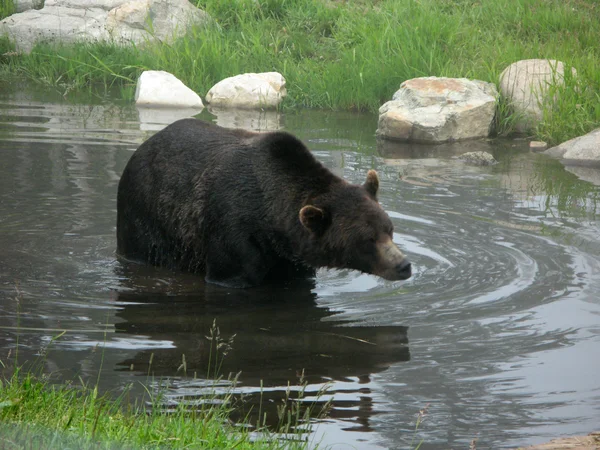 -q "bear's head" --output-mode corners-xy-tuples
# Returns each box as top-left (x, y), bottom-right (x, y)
(299, 170), (412, 281)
